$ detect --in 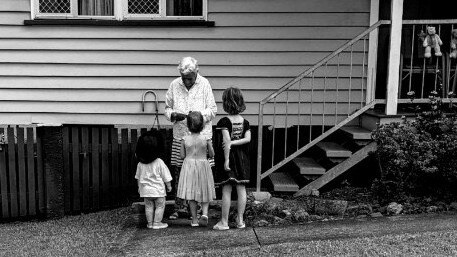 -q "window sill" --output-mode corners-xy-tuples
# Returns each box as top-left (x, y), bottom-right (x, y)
(24, 19), (215, 27)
